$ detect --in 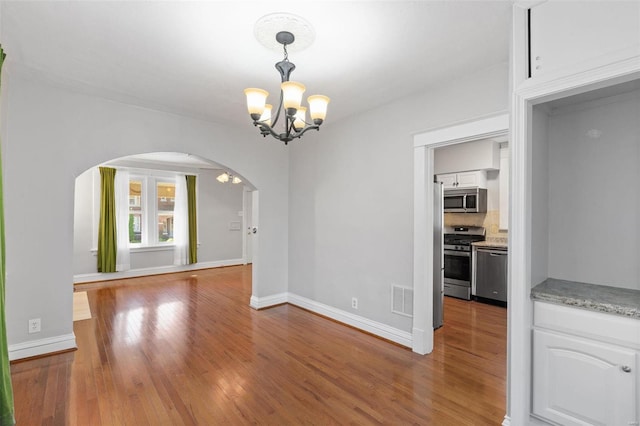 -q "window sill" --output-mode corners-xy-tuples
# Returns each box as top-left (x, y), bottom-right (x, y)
(90, 242), (200, 255)
(130, 245), (175, 253)
(90, 245), (173, 255)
